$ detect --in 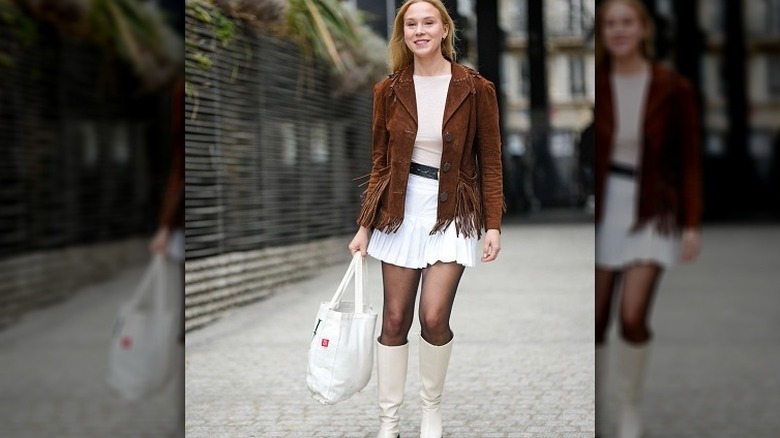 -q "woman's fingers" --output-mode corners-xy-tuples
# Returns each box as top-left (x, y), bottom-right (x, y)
(679, 230), (700, 263)
(481, 236), (501, 262)
(348, 233), (368, 257)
